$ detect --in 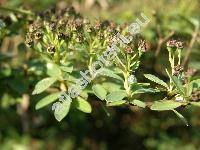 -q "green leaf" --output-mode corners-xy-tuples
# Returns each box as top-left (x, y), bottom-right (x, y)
(74, 97), (92, 113)
(92, 84), (107, 100)
(189, 79), (200, 89)
(106, 90), (127, 102)
(172, 109), (189, 126)
(150, 100), (183, 111)
(32, 77), (57, 95)
(102, 82), (122, 92)
(60, 66), (73, 73)
(144, 74), (168, 89)
(99, 68), (124, 82)
(47, 63), (62, 79)
(191, 102), (200, 107)
(35, 92), (60, 110)
(130, 100), (146, 108)
(168, 72), (185, 95)
(107, 100), (125, 106)
(187, 79), (200, 96)
(132, 88), (159, 95)
(54, 100), (71, 122)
